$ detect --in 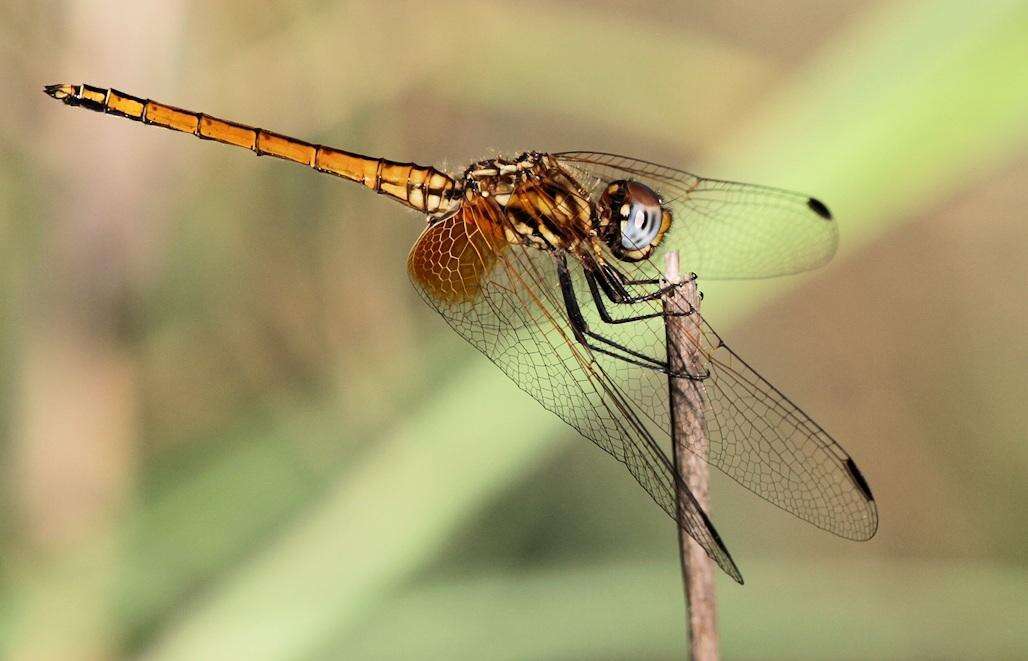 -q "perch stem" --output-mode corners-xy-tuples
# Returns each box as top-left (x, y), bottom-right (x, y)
(663, 251), (719, 661)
